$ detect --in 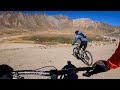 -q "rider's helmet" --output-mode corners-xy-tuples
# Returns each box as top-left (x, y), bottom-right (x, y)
(75, 30), (79, 35)
(0, 64), (14, 79)
(67, 61), (71, 65)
